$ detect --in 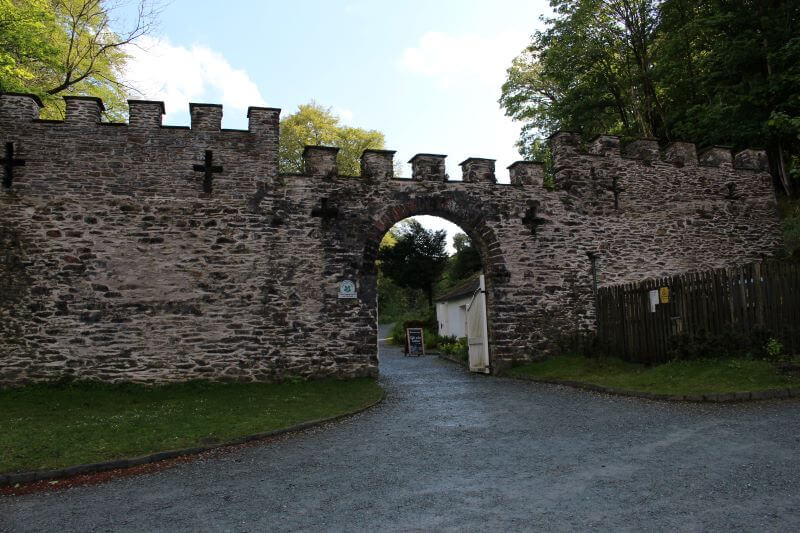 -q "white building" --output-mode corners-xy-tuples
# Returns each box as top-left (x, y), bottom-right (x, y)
(435, 275), (481, 339)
